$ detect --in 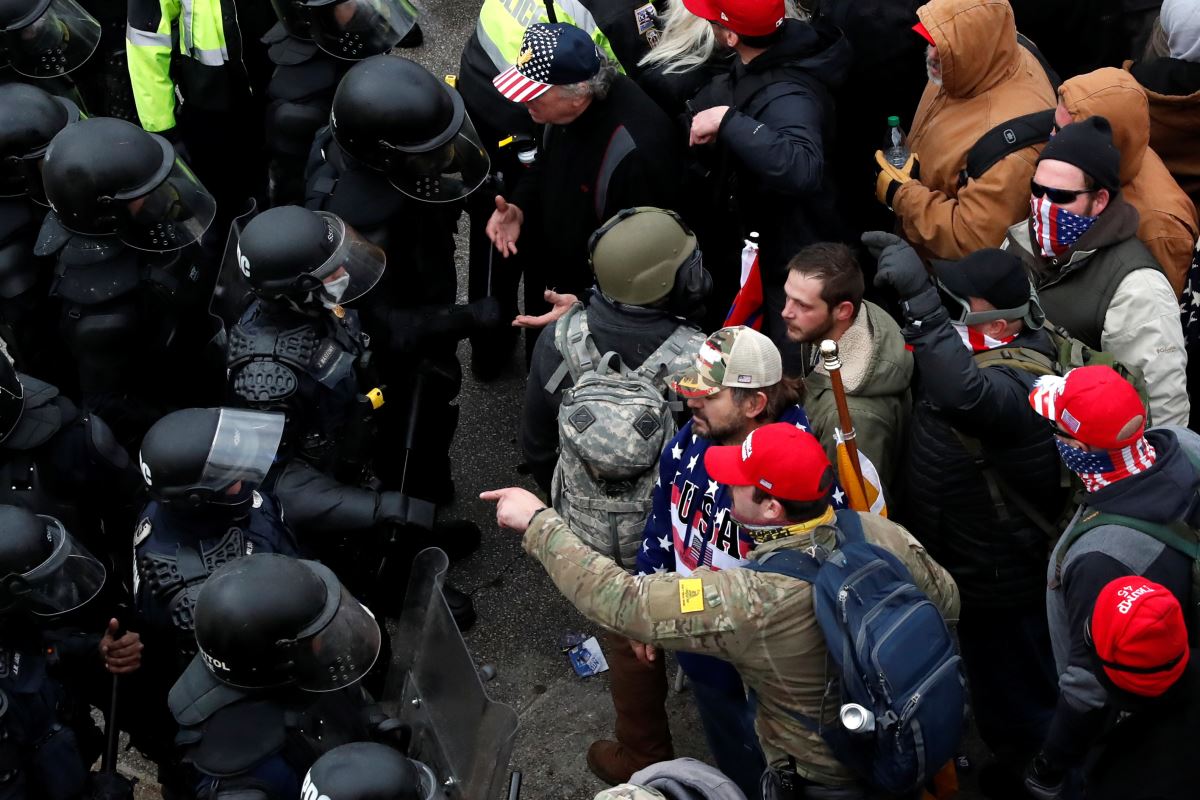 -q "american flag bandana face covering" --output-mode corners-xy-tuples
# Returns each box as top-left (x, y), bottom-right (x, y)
(1031, 196), (1098, 258)
(1055, 437), (1157, 493)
